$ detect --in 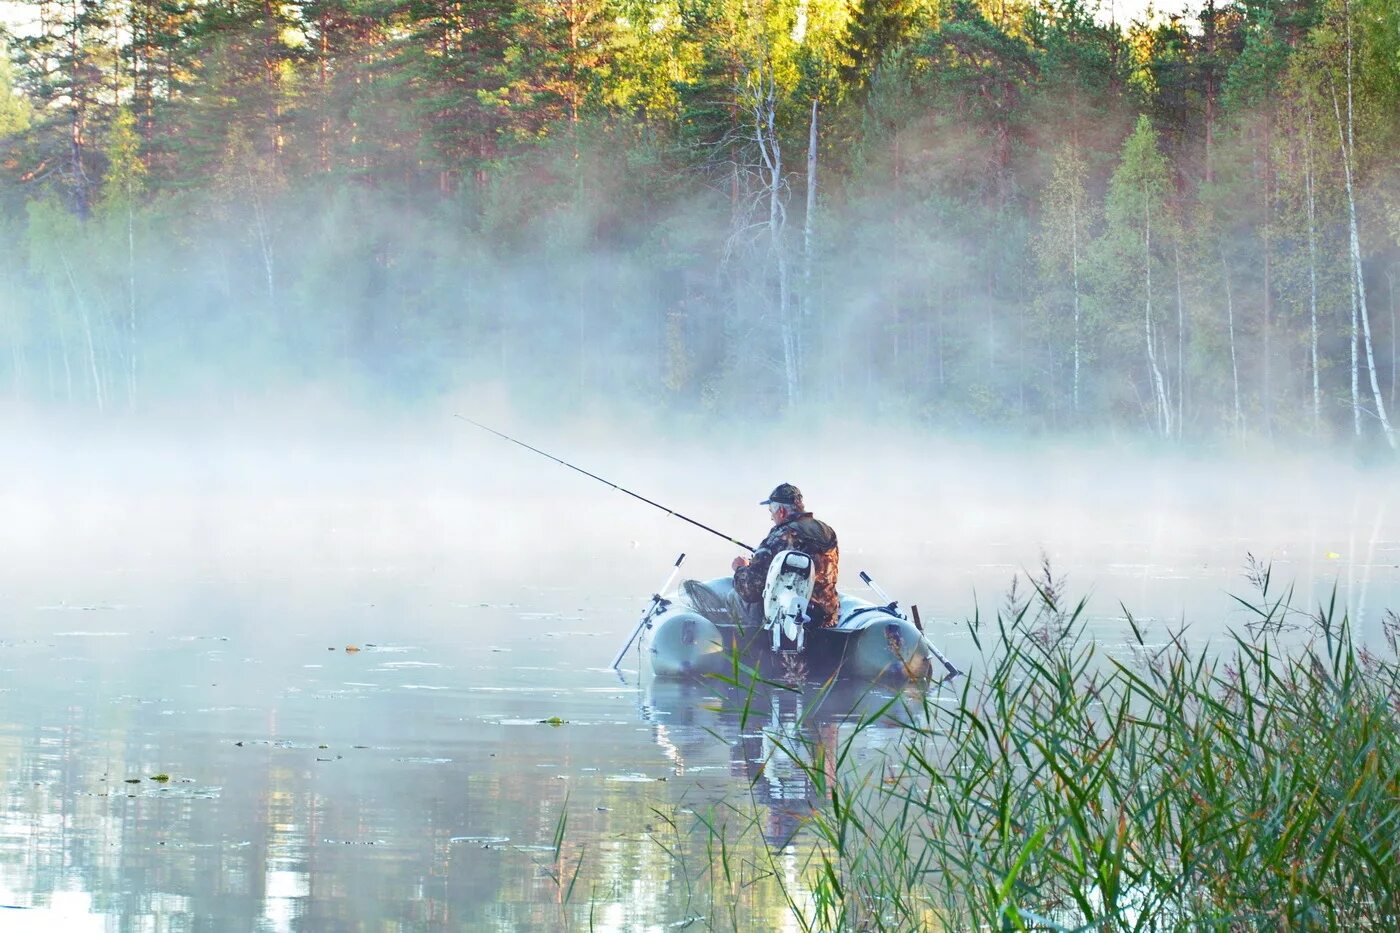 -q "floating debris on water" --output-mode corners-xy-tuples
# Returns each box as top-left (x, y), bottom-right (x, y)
(391, 757), (453, 764)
